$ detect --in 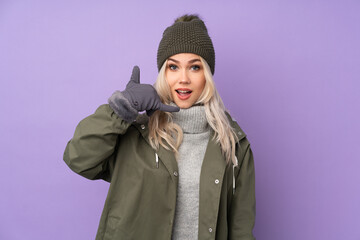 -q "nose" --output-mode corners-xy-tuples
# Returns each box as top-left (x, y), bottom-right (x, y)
(179, 69), (190, 84)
